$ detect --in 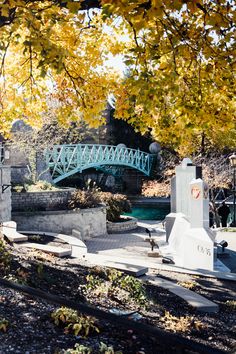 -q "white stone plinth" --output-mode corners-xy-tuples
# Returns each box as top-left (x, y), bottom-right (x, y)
(181, 228), (216, 271)
(168, 213), (190, 256)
